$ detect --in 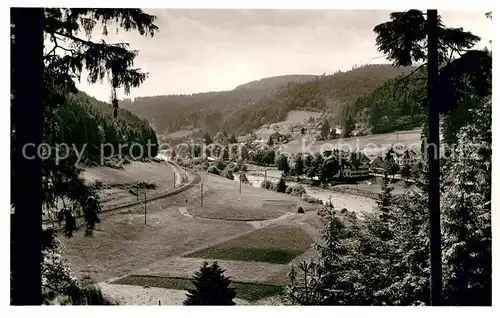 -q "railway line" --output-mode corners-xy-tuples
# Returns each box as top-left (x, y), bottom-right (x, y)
(42, 161), (201, 225)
